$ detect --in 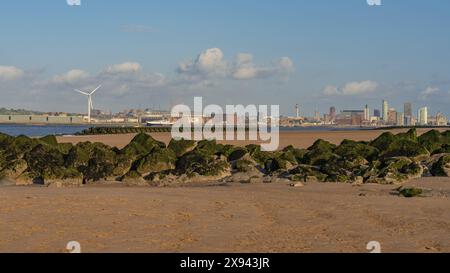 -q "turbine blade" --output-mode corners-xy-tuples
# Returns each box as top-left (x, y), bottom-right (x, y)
(90, 85), (102, 95)
(74, 89), (89, 96)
